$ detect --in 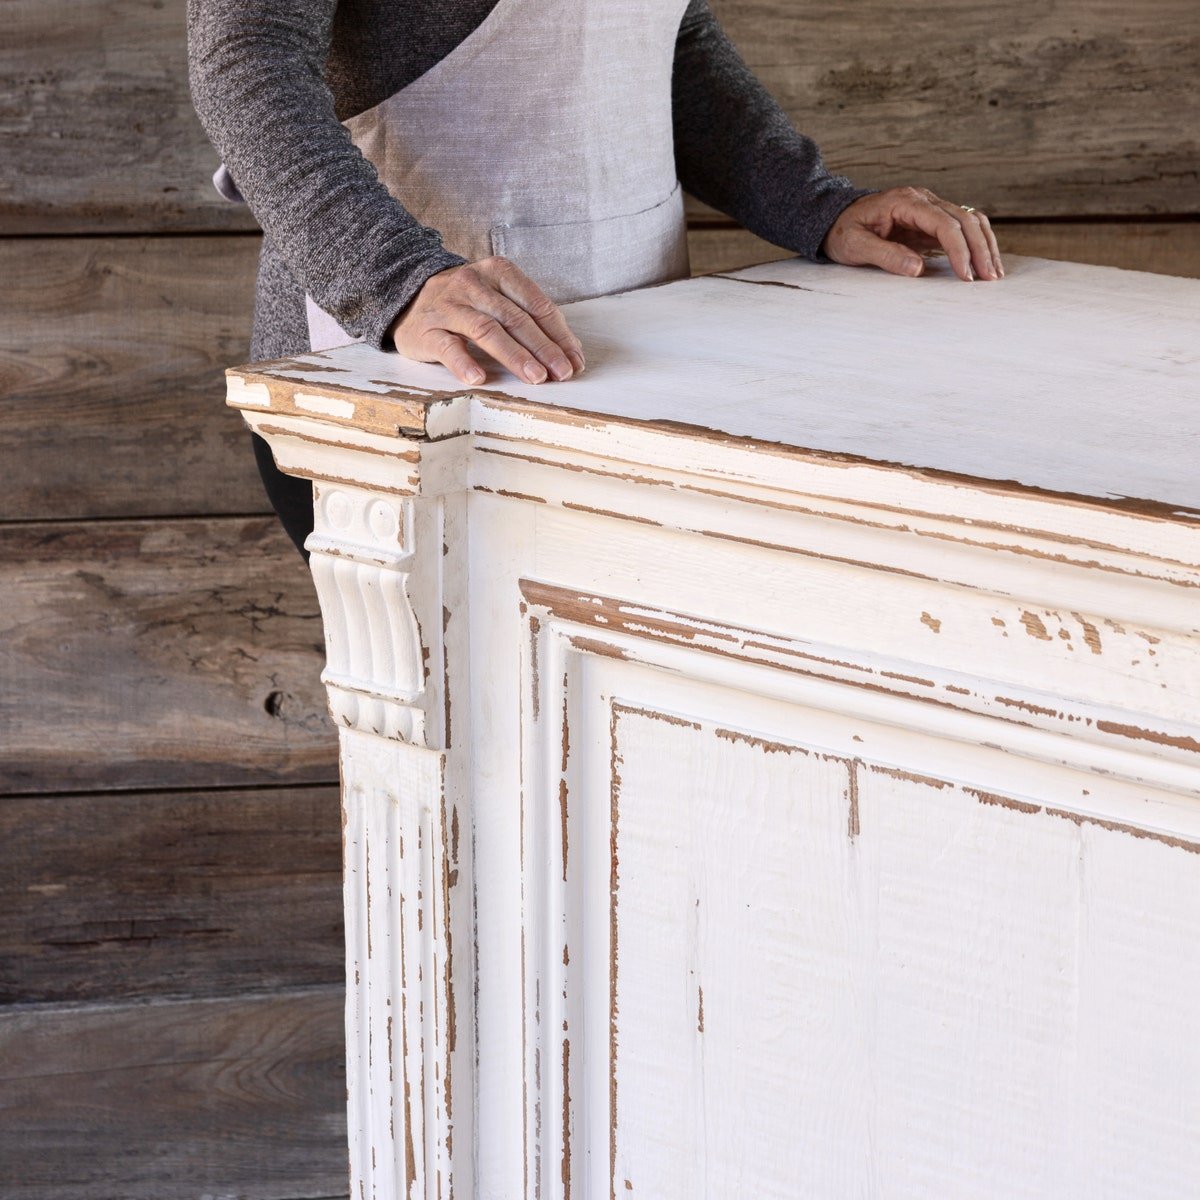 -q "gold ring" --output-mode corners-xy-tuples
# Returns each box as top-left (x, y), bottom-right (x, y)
(960, 205), (977, 214)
